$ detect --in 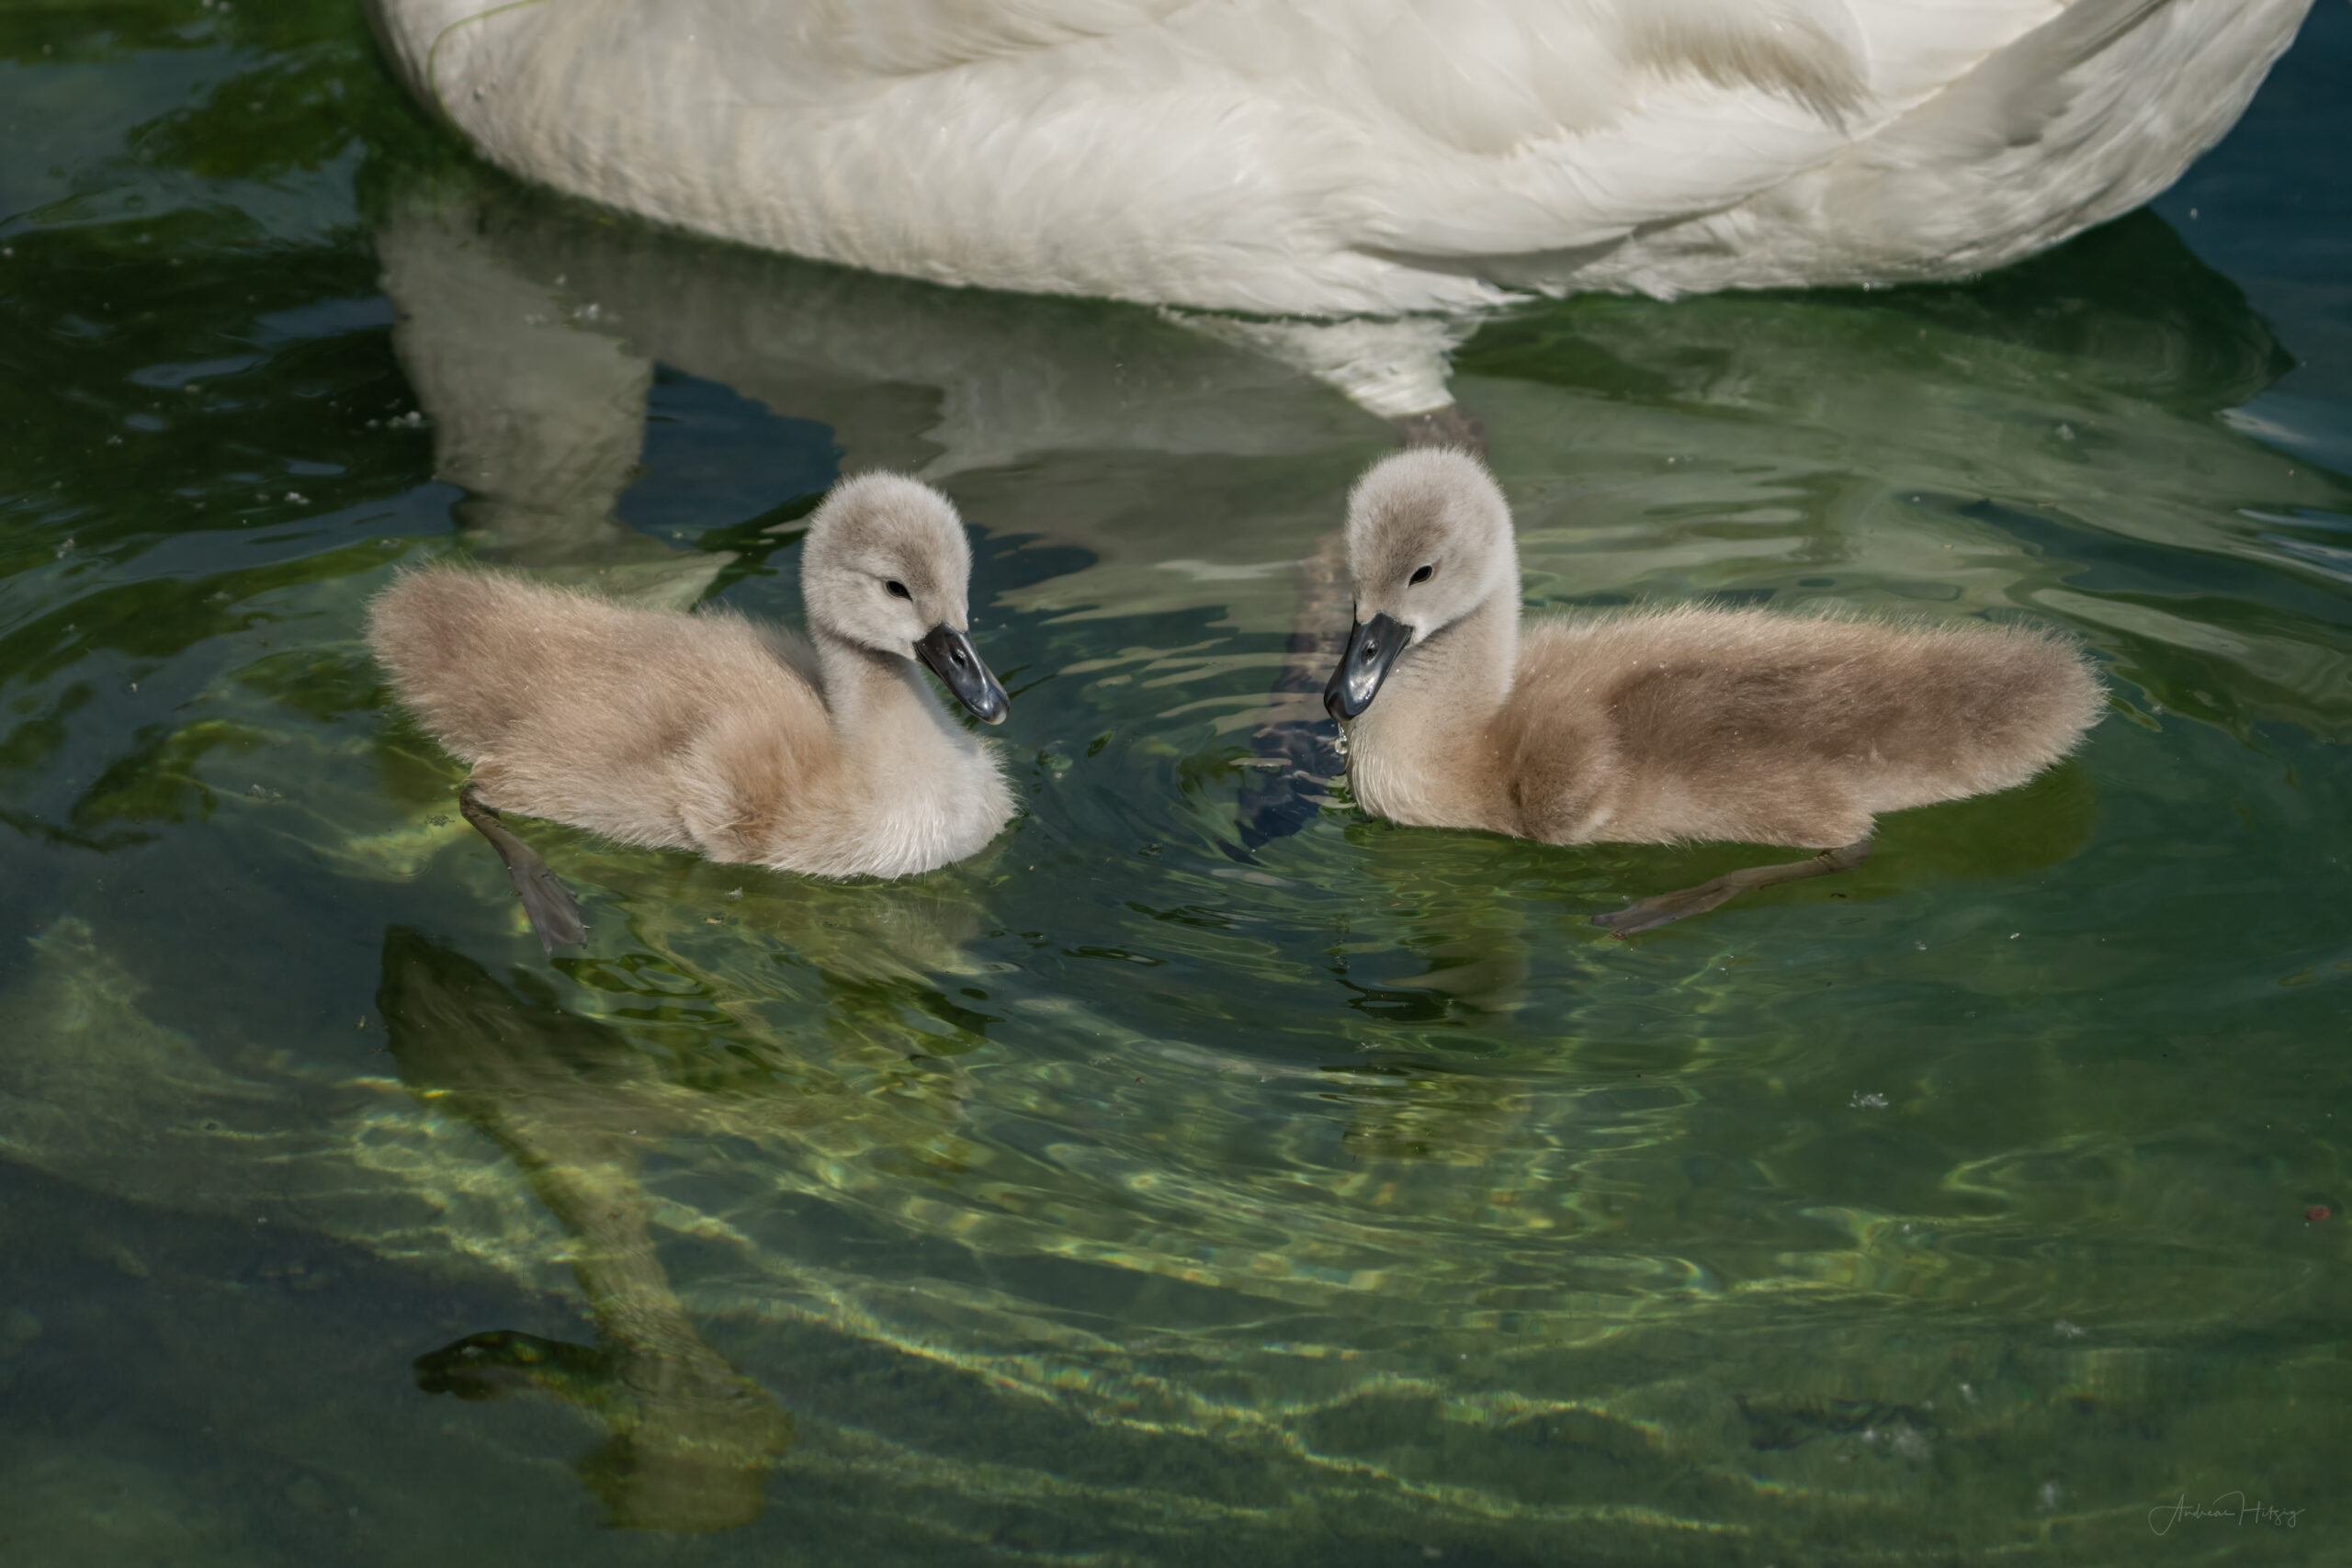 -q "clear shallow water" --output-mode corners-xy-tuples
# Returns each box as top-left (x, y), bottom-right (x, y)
(3, 4), (2350, 1563)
